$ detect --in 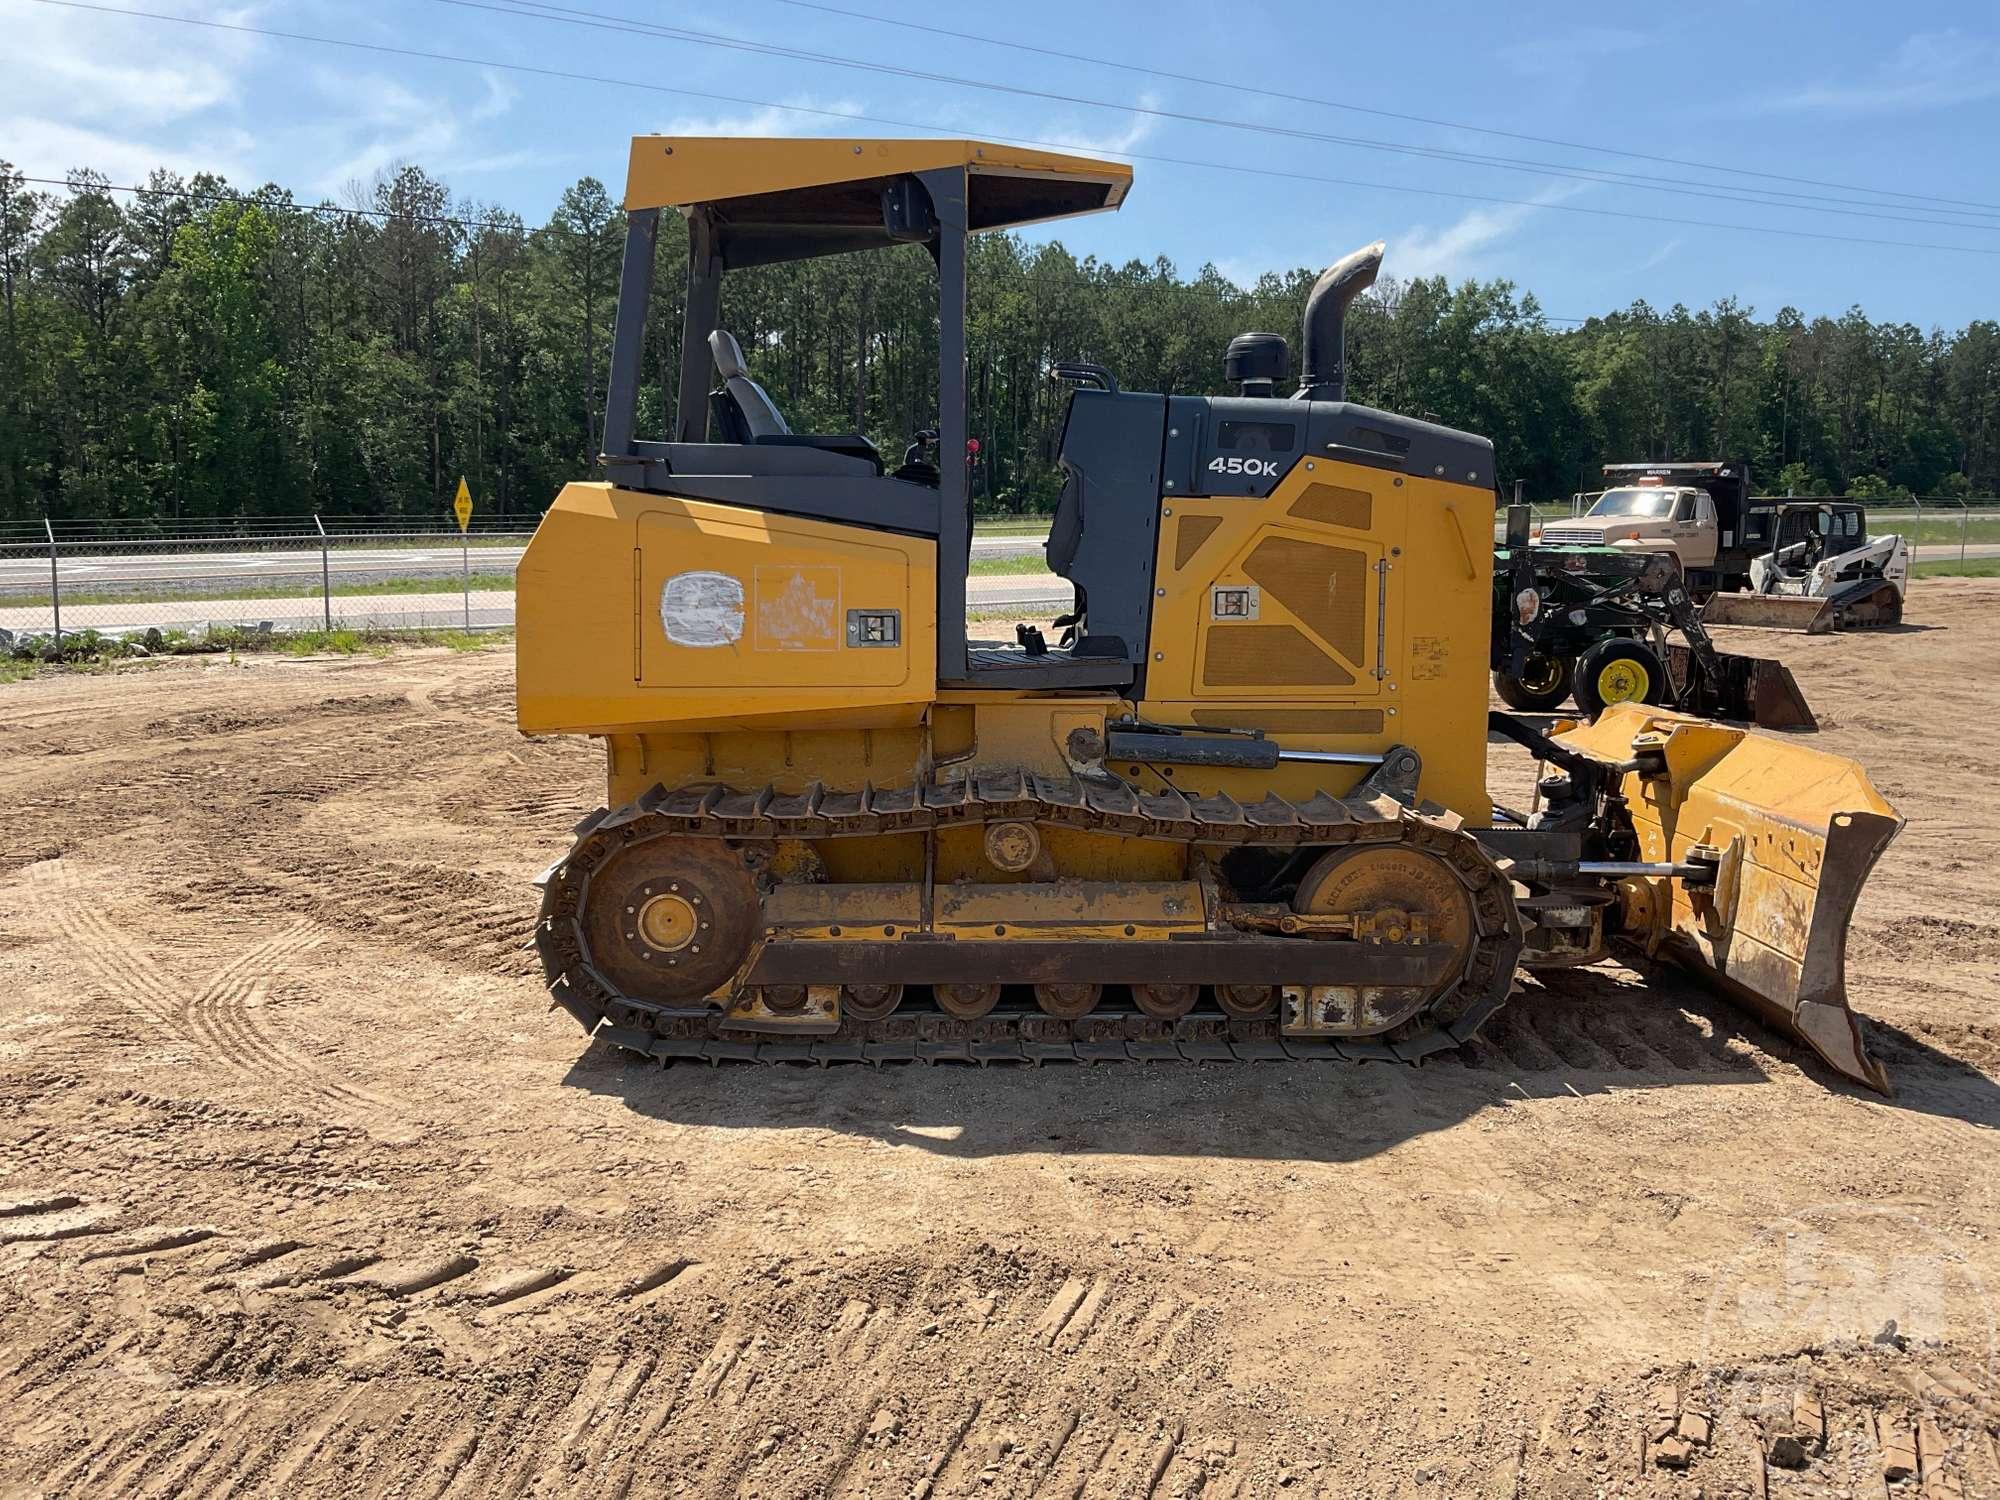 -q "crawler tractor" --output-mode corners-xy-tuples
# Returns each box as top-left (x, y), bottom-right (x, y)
(518, 138), (1903, 1092)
